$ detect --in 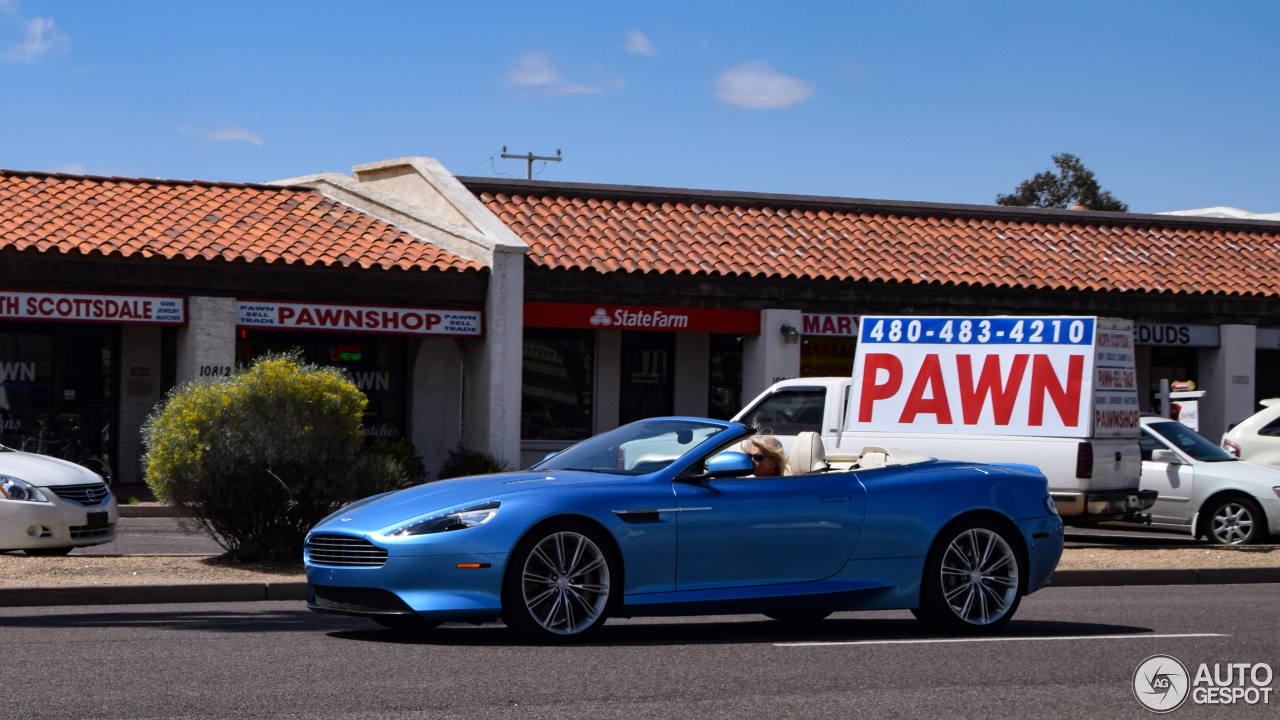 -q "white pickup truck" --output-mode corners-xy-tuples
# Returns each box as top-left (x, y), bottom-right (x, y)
(734, 315), (1155, 522)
